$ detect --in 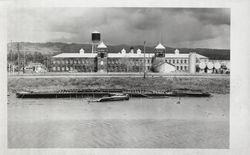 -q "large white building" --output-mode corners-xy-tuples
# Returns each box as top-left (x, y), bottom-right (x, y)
(51, 41), (209, 73)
